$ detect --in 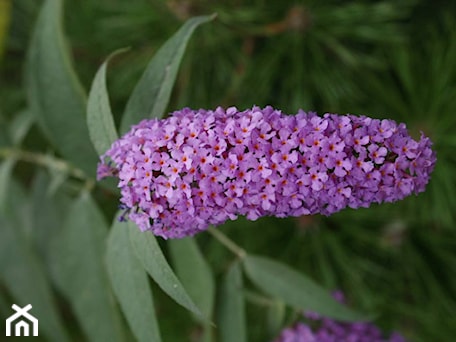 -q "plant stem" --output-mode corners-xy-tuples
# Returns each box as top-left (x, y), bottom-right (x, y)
(0, 147), (88, 181)
(207, 226), (247, 259)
